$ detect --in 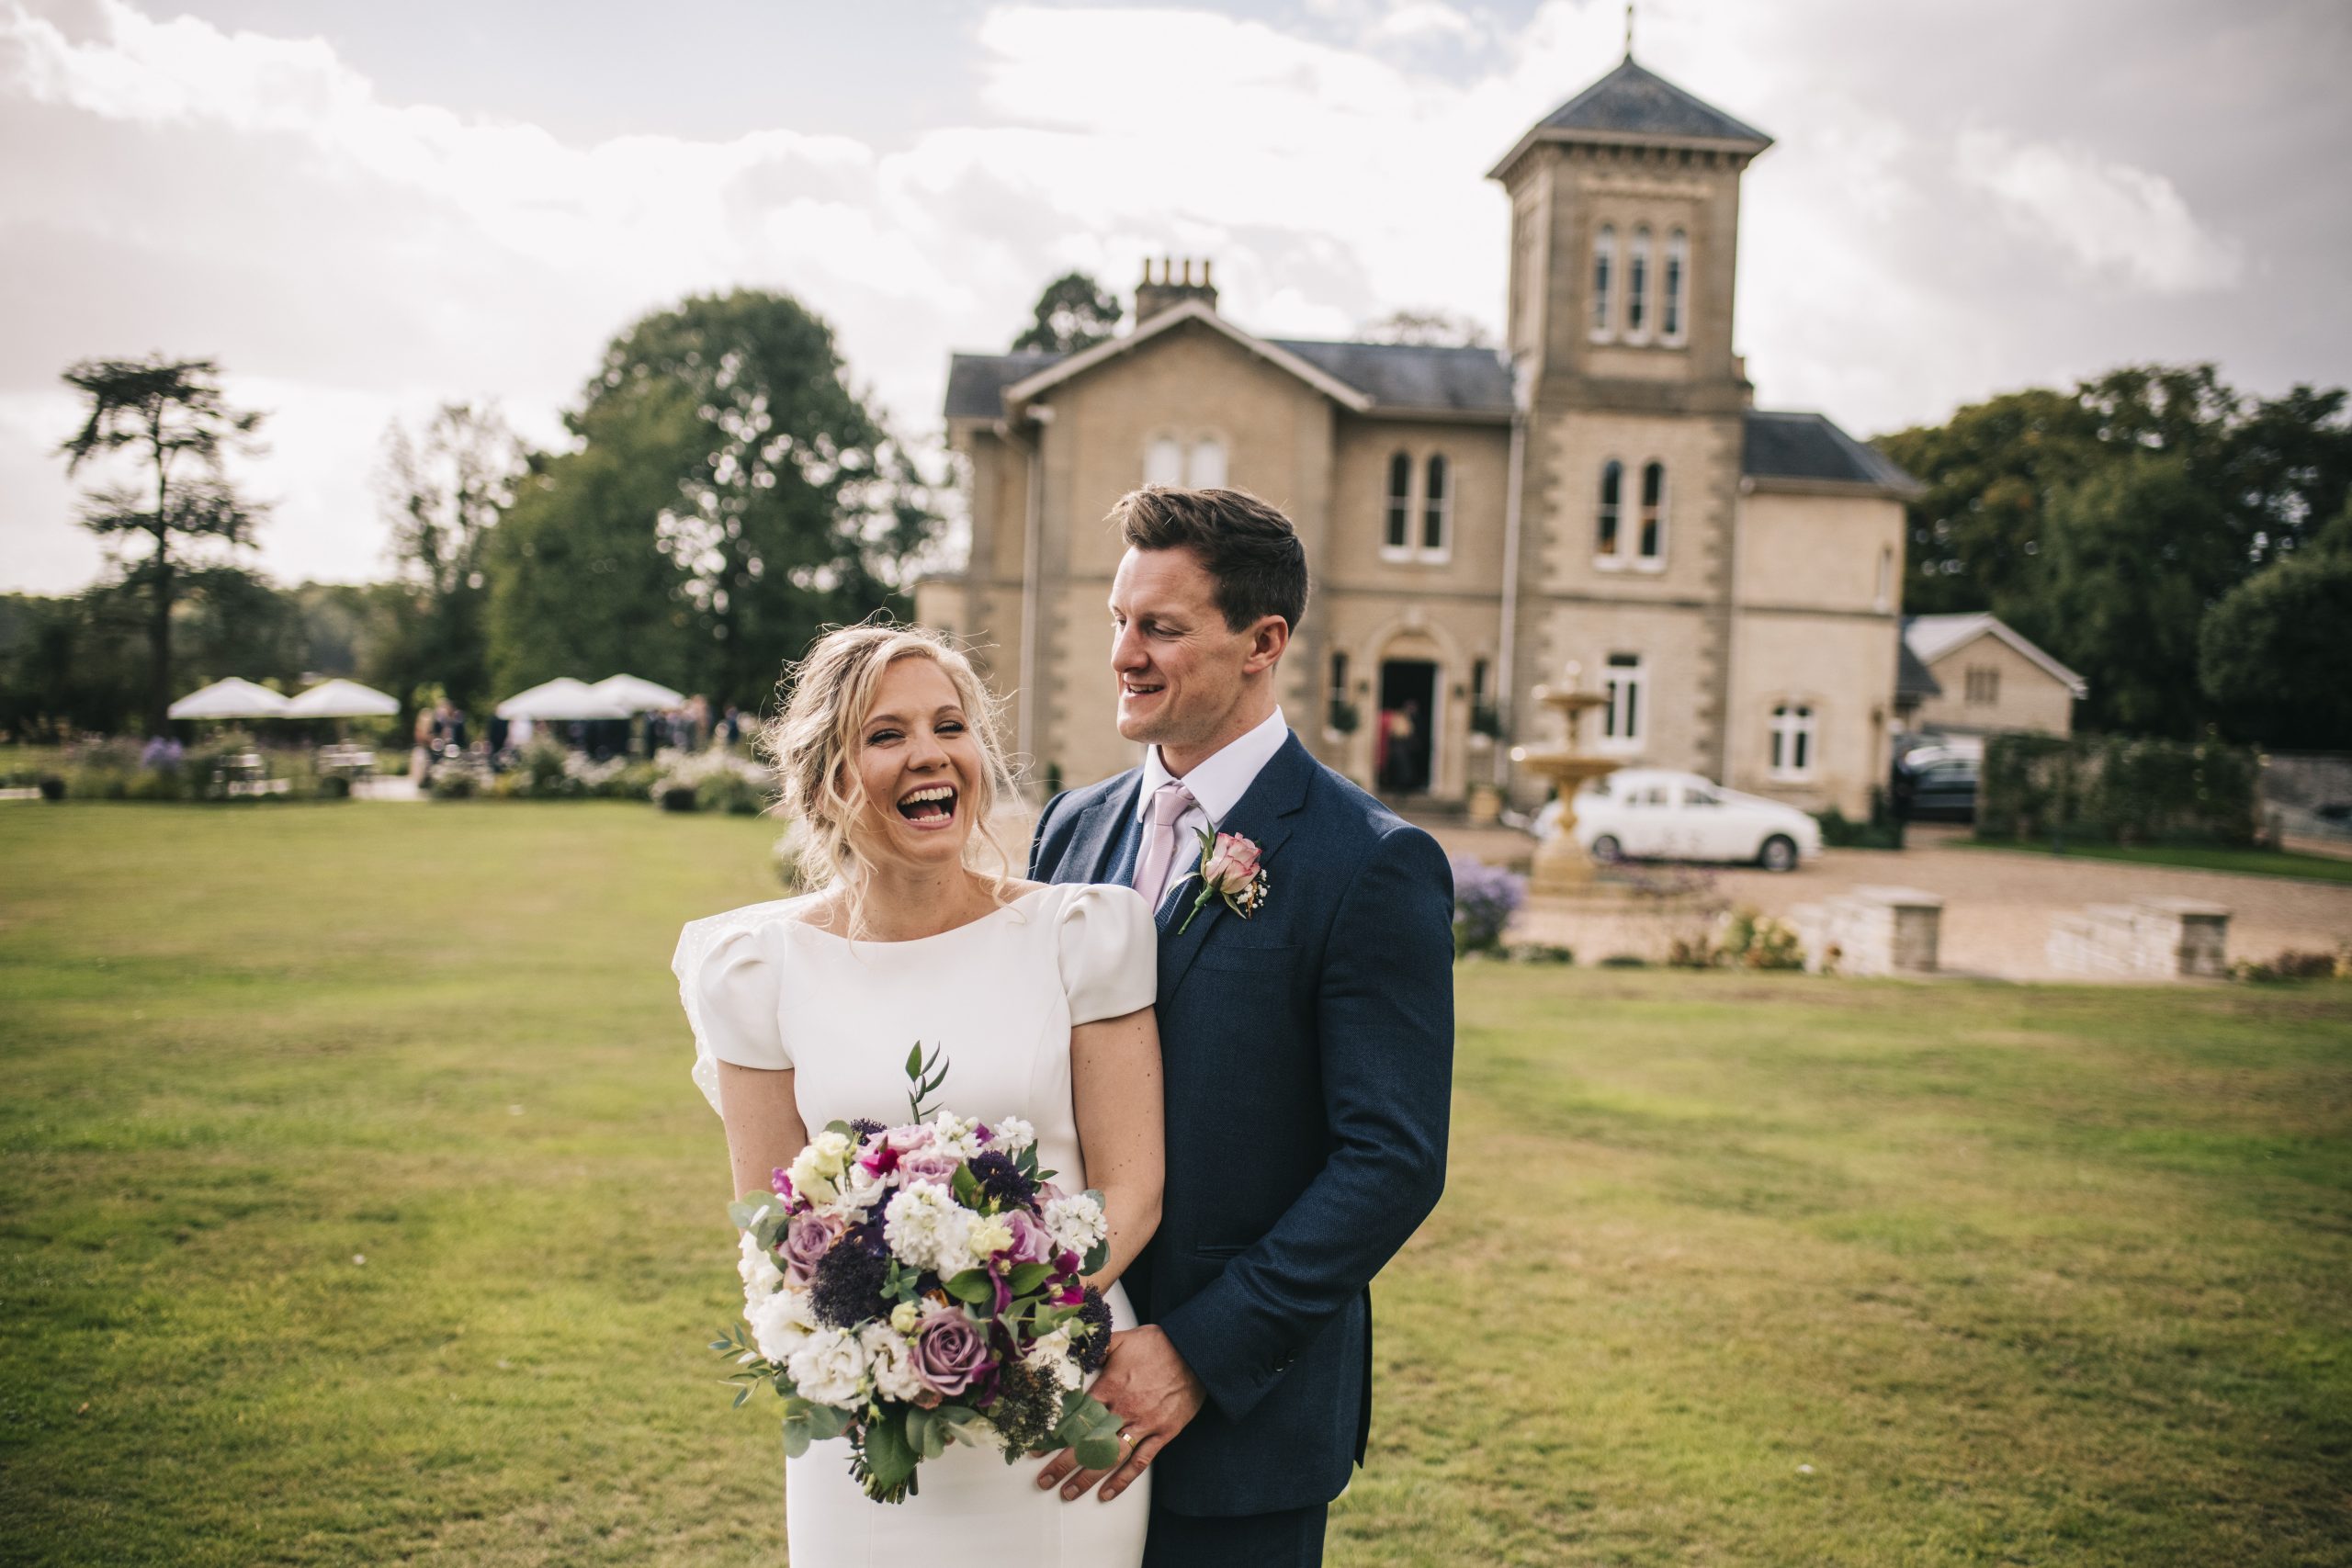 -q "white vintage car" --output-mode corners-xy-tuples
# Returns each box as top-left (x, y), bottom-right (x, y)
(1535, 767), (1823, 873)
